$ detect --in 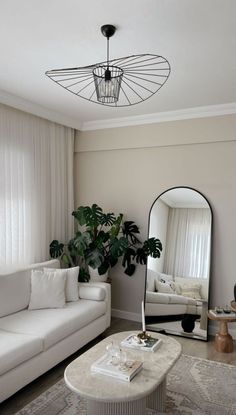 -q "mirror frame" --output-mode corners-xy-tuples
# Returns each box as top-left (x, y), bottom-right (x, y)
(144, 186), (213, 341)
